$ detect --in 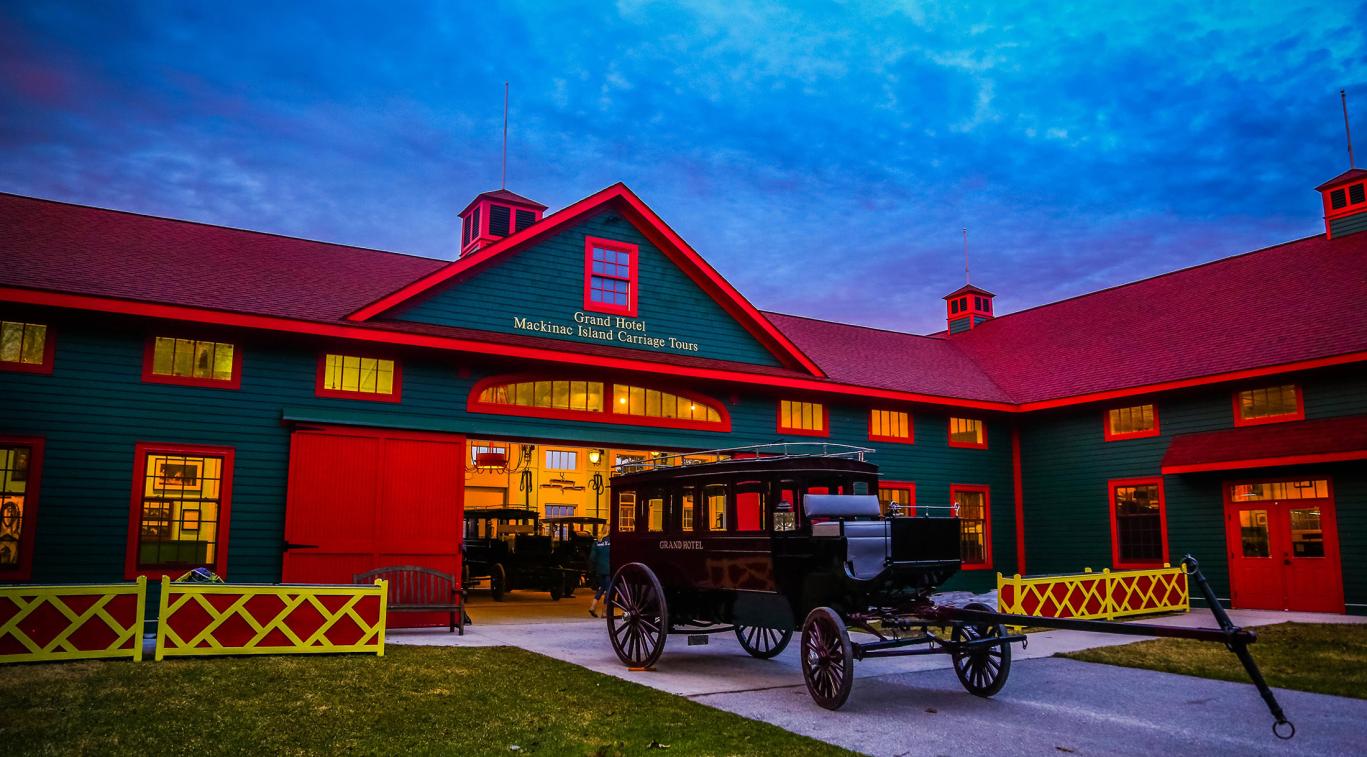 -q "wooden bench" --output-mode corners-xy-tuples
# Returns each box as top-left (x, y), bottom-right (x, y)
(354, 565), (468, 635)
